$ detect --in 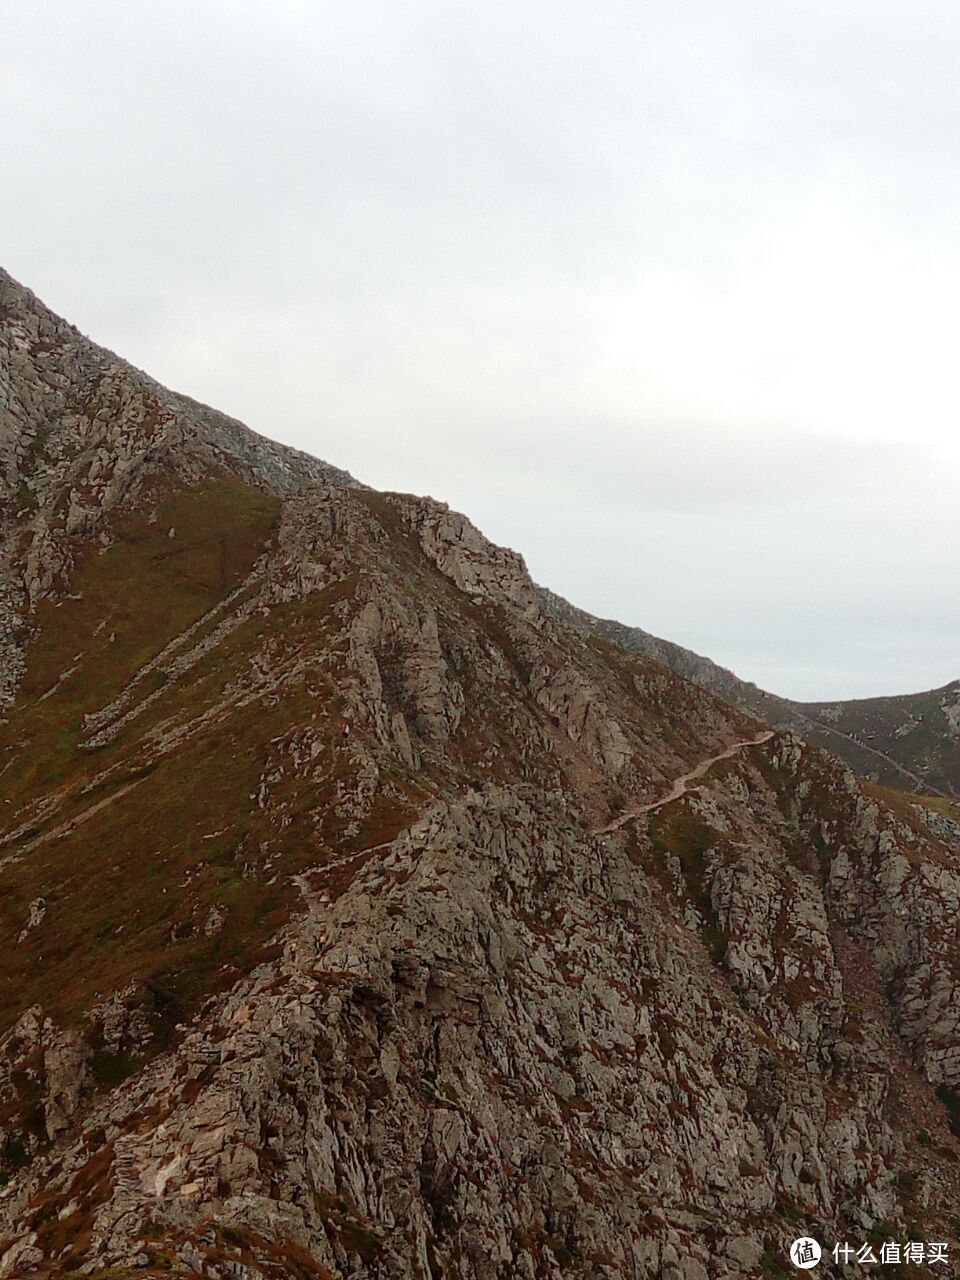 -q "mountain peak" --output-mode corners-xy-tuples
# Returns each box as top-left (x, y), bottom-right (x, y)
(1, 265), (355, 500)
(0, 268), (356, 704)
